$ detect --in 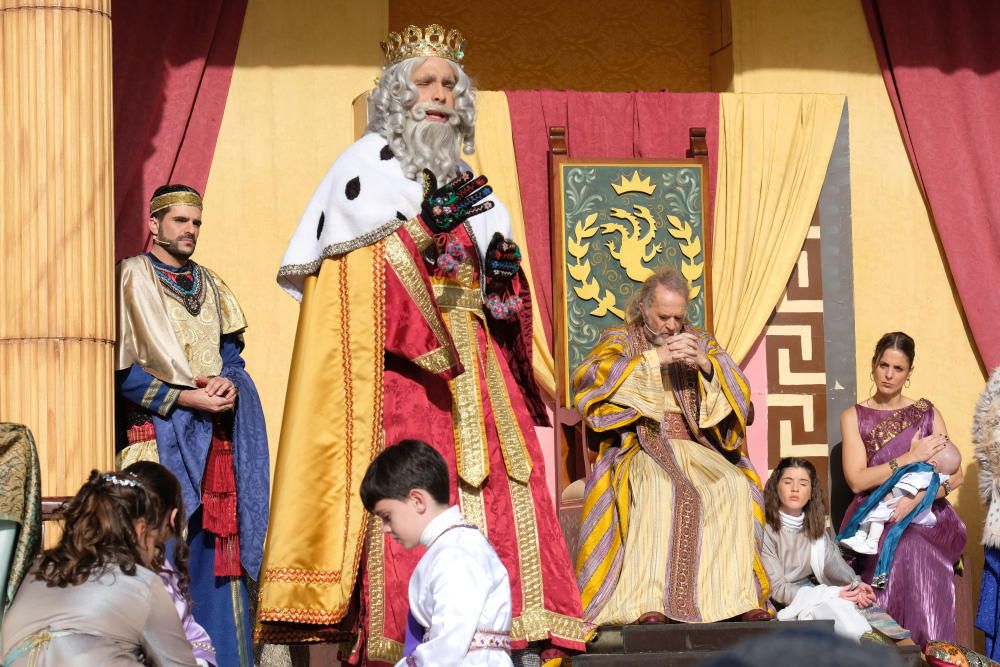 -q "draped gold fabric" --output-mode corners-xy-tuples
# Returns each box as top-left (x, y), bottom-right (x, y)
(463, 92), (557, 396)
(116, 256), (247, 387)
(256, 243), (385, 641)
(711, 93), (844, 364)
